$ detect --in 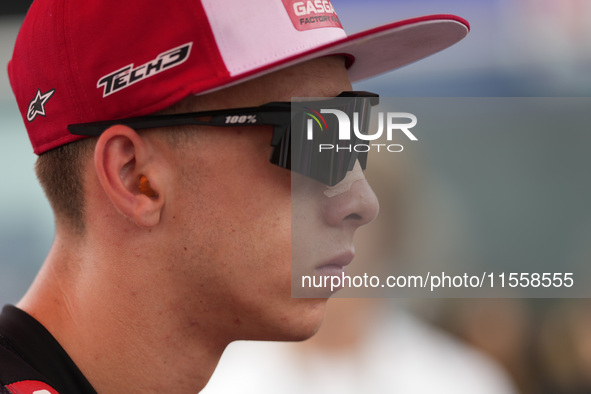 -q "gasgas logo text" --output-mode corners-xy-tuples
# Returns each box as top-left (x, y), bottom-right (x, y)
(293, 0), (336, 16)
(282, 0), (342, 31)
